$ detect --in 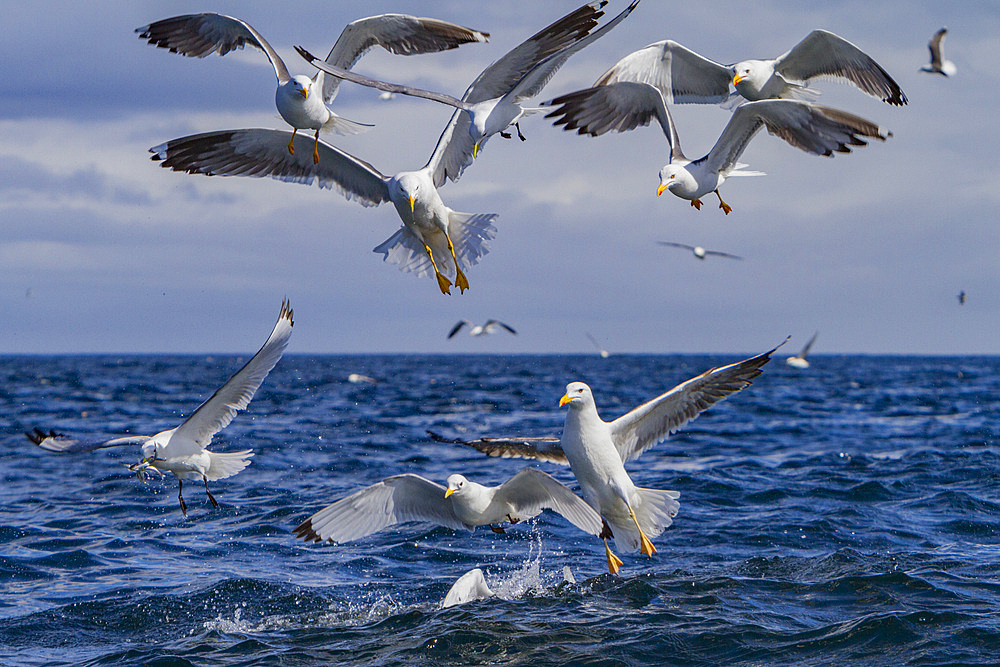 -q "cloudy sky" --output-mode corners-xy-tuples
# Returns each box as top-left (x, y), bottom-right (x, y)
(2, 1), (996, 354)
